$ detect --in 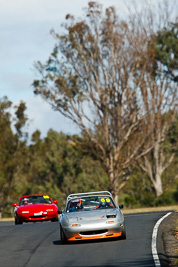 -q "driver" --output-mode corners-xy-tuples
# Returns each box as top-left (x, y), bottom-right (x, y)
(69, 199), (82, 212)
(23, 198), (29, 205)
